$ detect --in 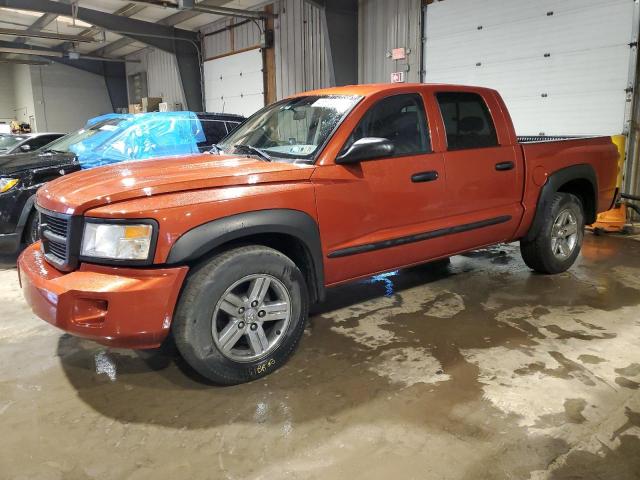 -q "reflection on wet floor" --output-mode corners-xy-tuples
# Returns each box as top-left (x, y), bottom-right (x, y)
(1, 234), (640, 479)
